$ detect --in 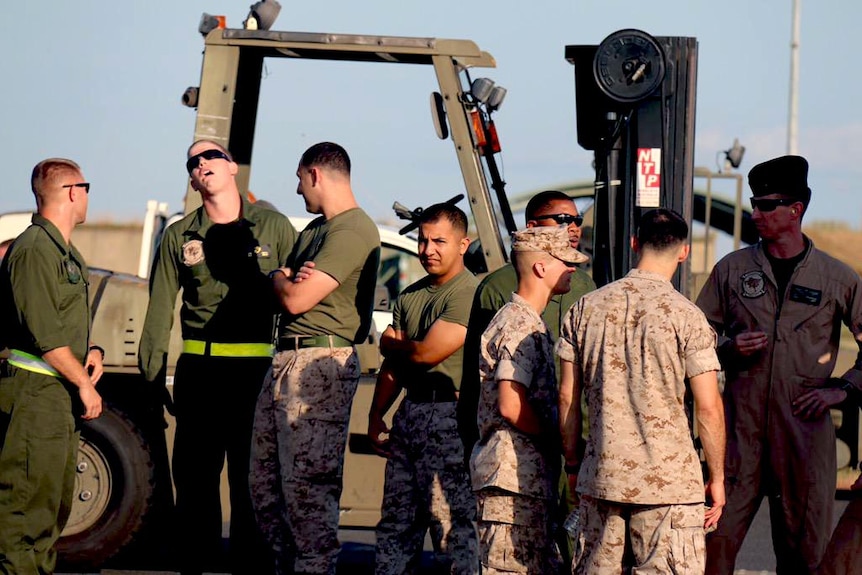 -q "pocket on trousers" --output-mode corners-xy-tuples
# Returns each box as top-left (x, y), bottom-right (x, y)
(668, 505), (706, 575)
(292, 418), (348, 480)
